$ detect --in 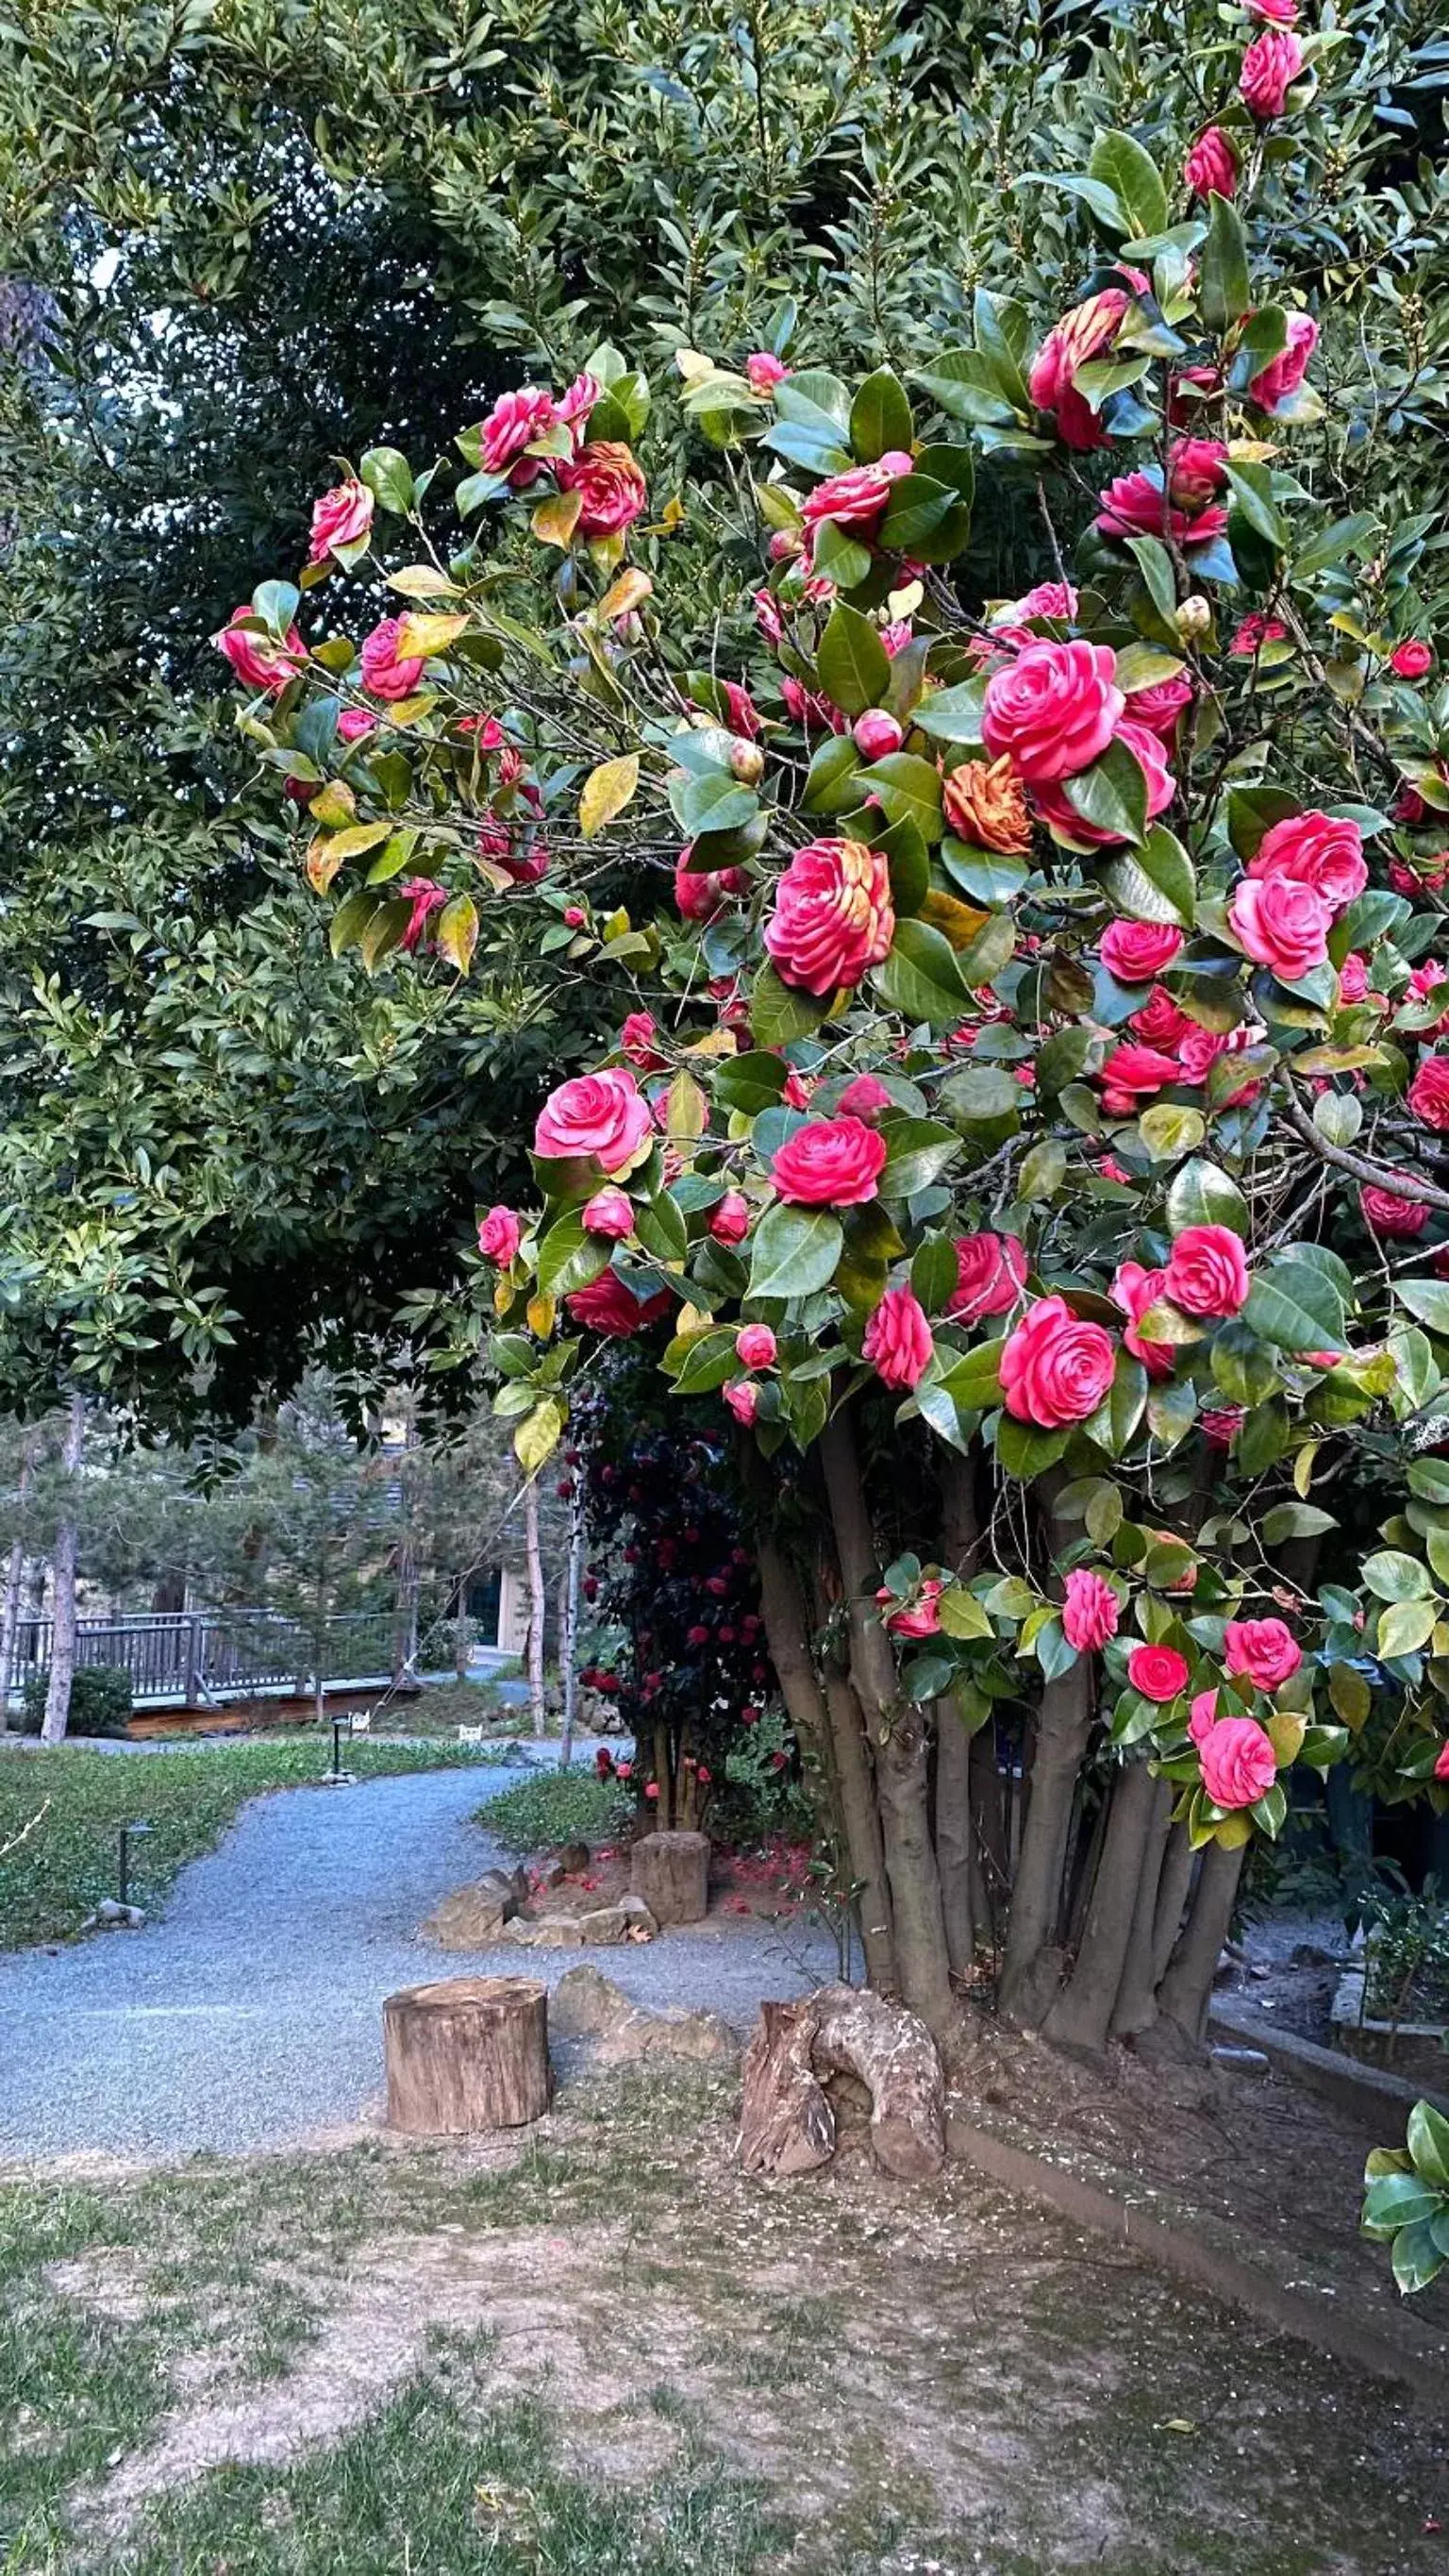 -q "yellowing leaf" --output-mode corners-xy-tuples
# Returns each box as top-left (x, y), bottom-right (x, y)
(684, 1028), (738, 1058)
(1267, 1711), (1306, 1768)
(309, 779), (357, 828)
(674, 349), (716, 384)
(377, 693), (435, 727)
(306, 842), (344, 895)
(579, 754), (641, 837)
(387, 564), (460, 599)
(1213, 1812), (1255, 1849)
(532, 487), (583, 548)
(673, 1303), (713, 1340)
(318, 821), (391, 862)
(919, 888), (991, 949)
(514, 1398), (566, 1473)
(601, 907), (632, 941)
(526, 1292), (557, 1340)
(493, 1280), (516, 1316)
(436, 892), (479, 975)
(665, 1070), (708, 1142)
(1293, 1441), (1320, 1498)
(597, 567), (653, 623)
(394, 611), (470, 658)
